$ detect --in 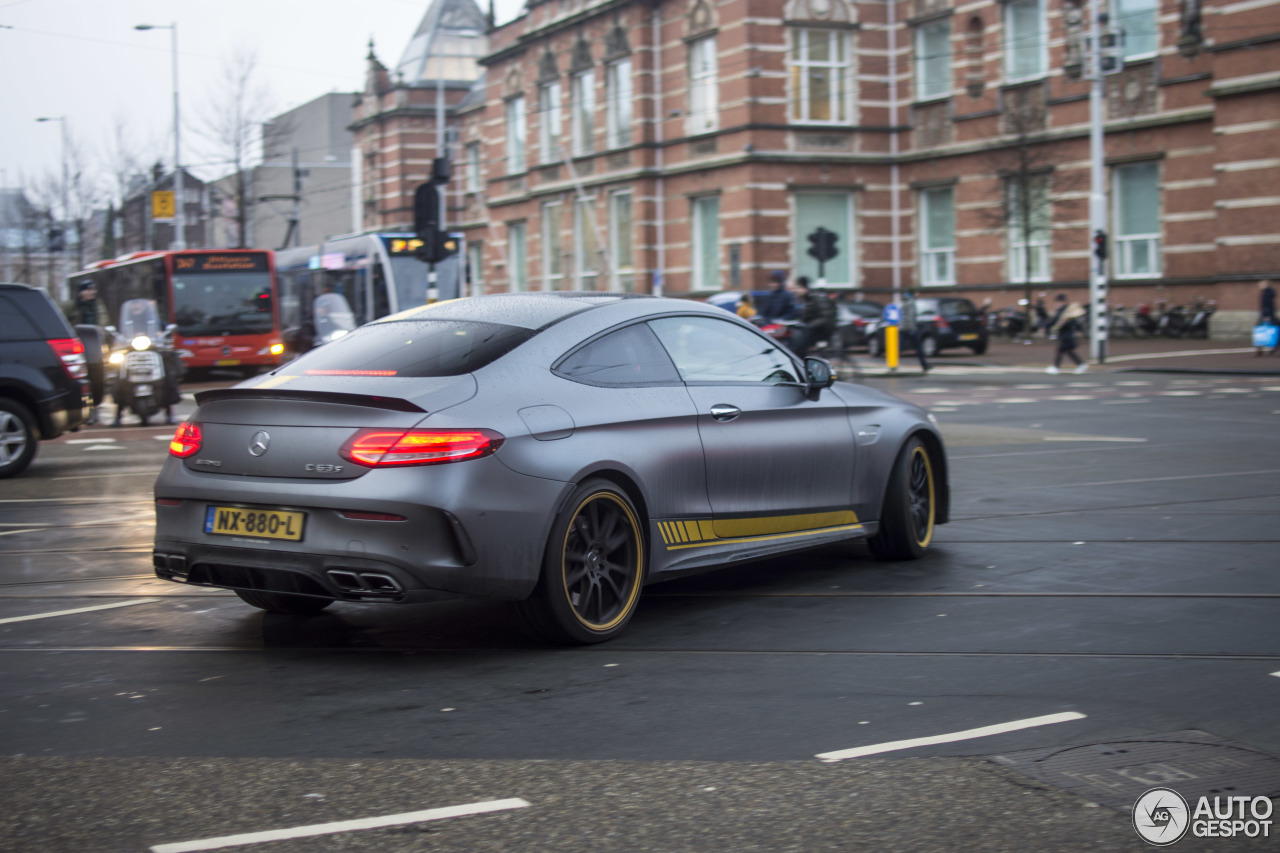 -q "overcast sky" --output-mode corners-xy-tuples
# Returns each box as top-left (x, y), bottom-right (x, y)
(0, 0), (523, 198)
